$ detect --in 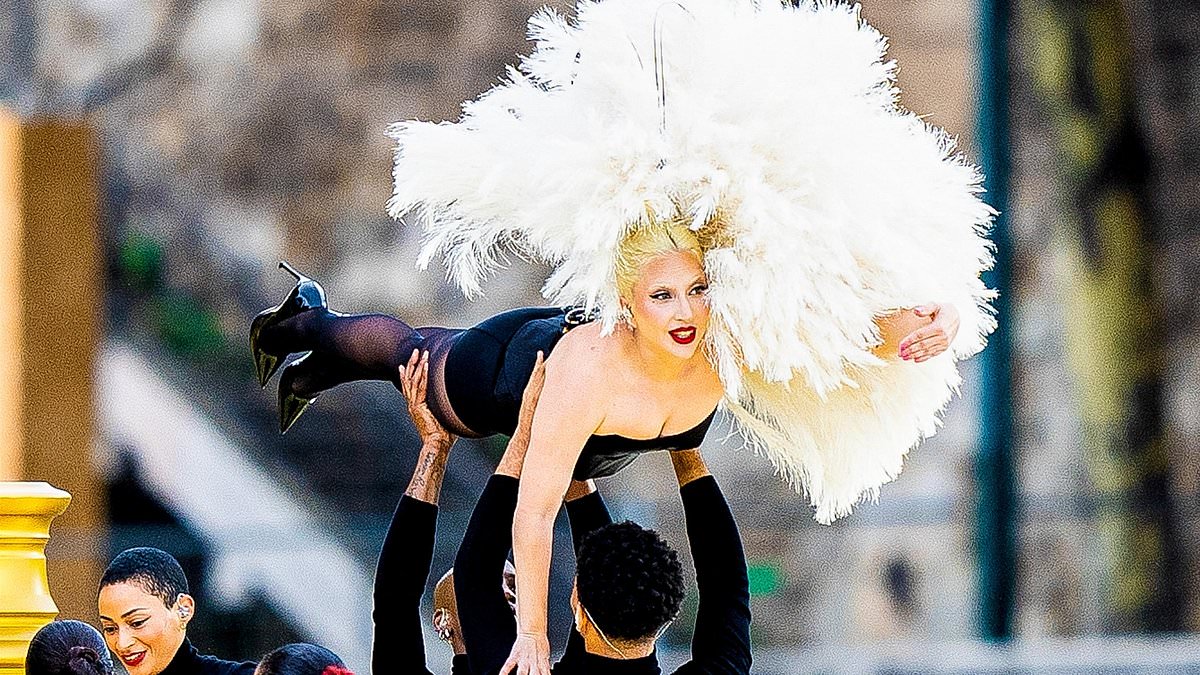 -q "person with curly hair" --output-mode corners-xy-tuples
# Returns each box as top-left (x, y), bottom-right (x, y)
(26, 620), (115, 675)
(97, 547), (256, 675)
(570, 521), (687, 653)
